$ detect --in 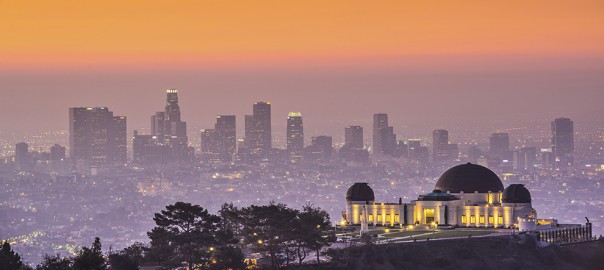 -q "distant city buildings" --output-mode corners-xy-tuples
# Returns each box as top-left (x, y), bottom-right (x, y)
(50, 144), (66, 161)
(68, 107), (127, 169)
(551, 117), (574, 168)
(47, 92), (578, 174)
